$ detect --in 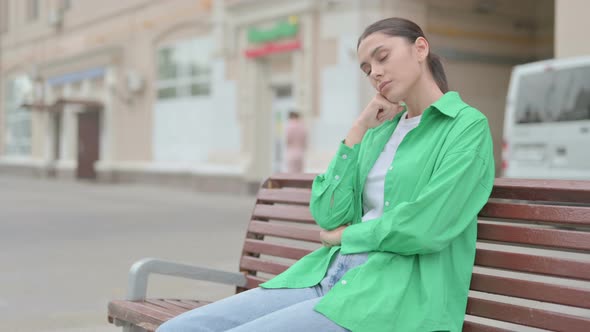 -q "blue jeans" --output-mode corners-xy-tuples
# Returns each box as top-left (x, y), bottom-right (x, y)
(157, 252), (368, 332)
